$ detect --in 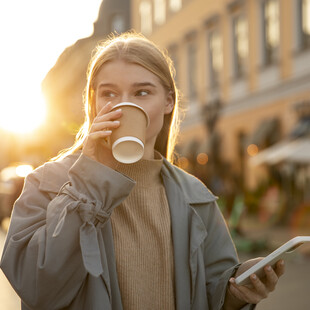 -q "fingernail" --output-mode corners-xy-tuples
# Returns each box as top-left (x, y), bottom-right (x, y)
(251, 274), (257, 280)
(266, 266), (272, 271)
(229, 278), (235, 284)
